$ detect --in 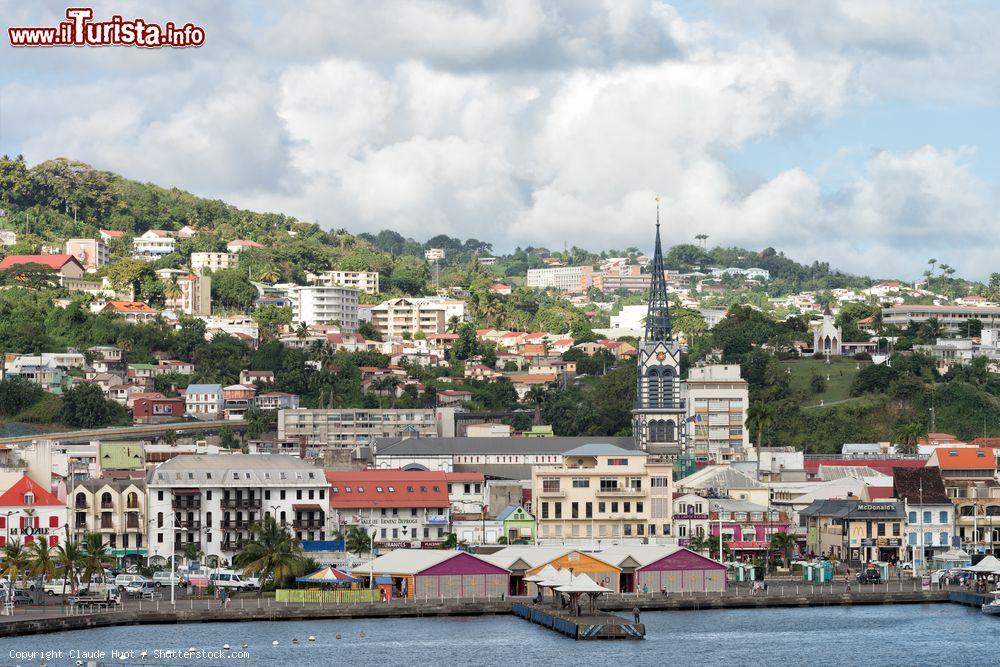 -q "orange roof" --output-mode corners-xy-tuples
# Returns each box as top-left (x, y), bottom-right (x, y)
(104, 301), (158, 314)
(0, 474), (63, 507)
(0, 254), (80, 271)
(970, 438), (1000, 448)
(932, 446), (996, 470)
(100, 229), (125, 238)
(228, 239), (263, 248)
(508, 373), (556, 384)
